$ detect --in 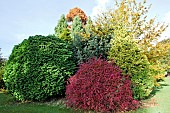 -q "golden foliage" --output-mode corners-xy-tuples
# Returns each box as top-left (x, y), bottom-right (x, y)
(92, 0), (168, 82)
